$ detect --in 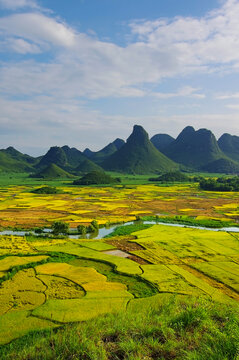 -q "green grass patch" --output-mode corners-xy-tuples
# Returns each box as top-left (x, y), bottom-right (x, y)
(1, 297), (238, 359)
(104, 223), (154, 238)
(142, 215), (237, 228)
